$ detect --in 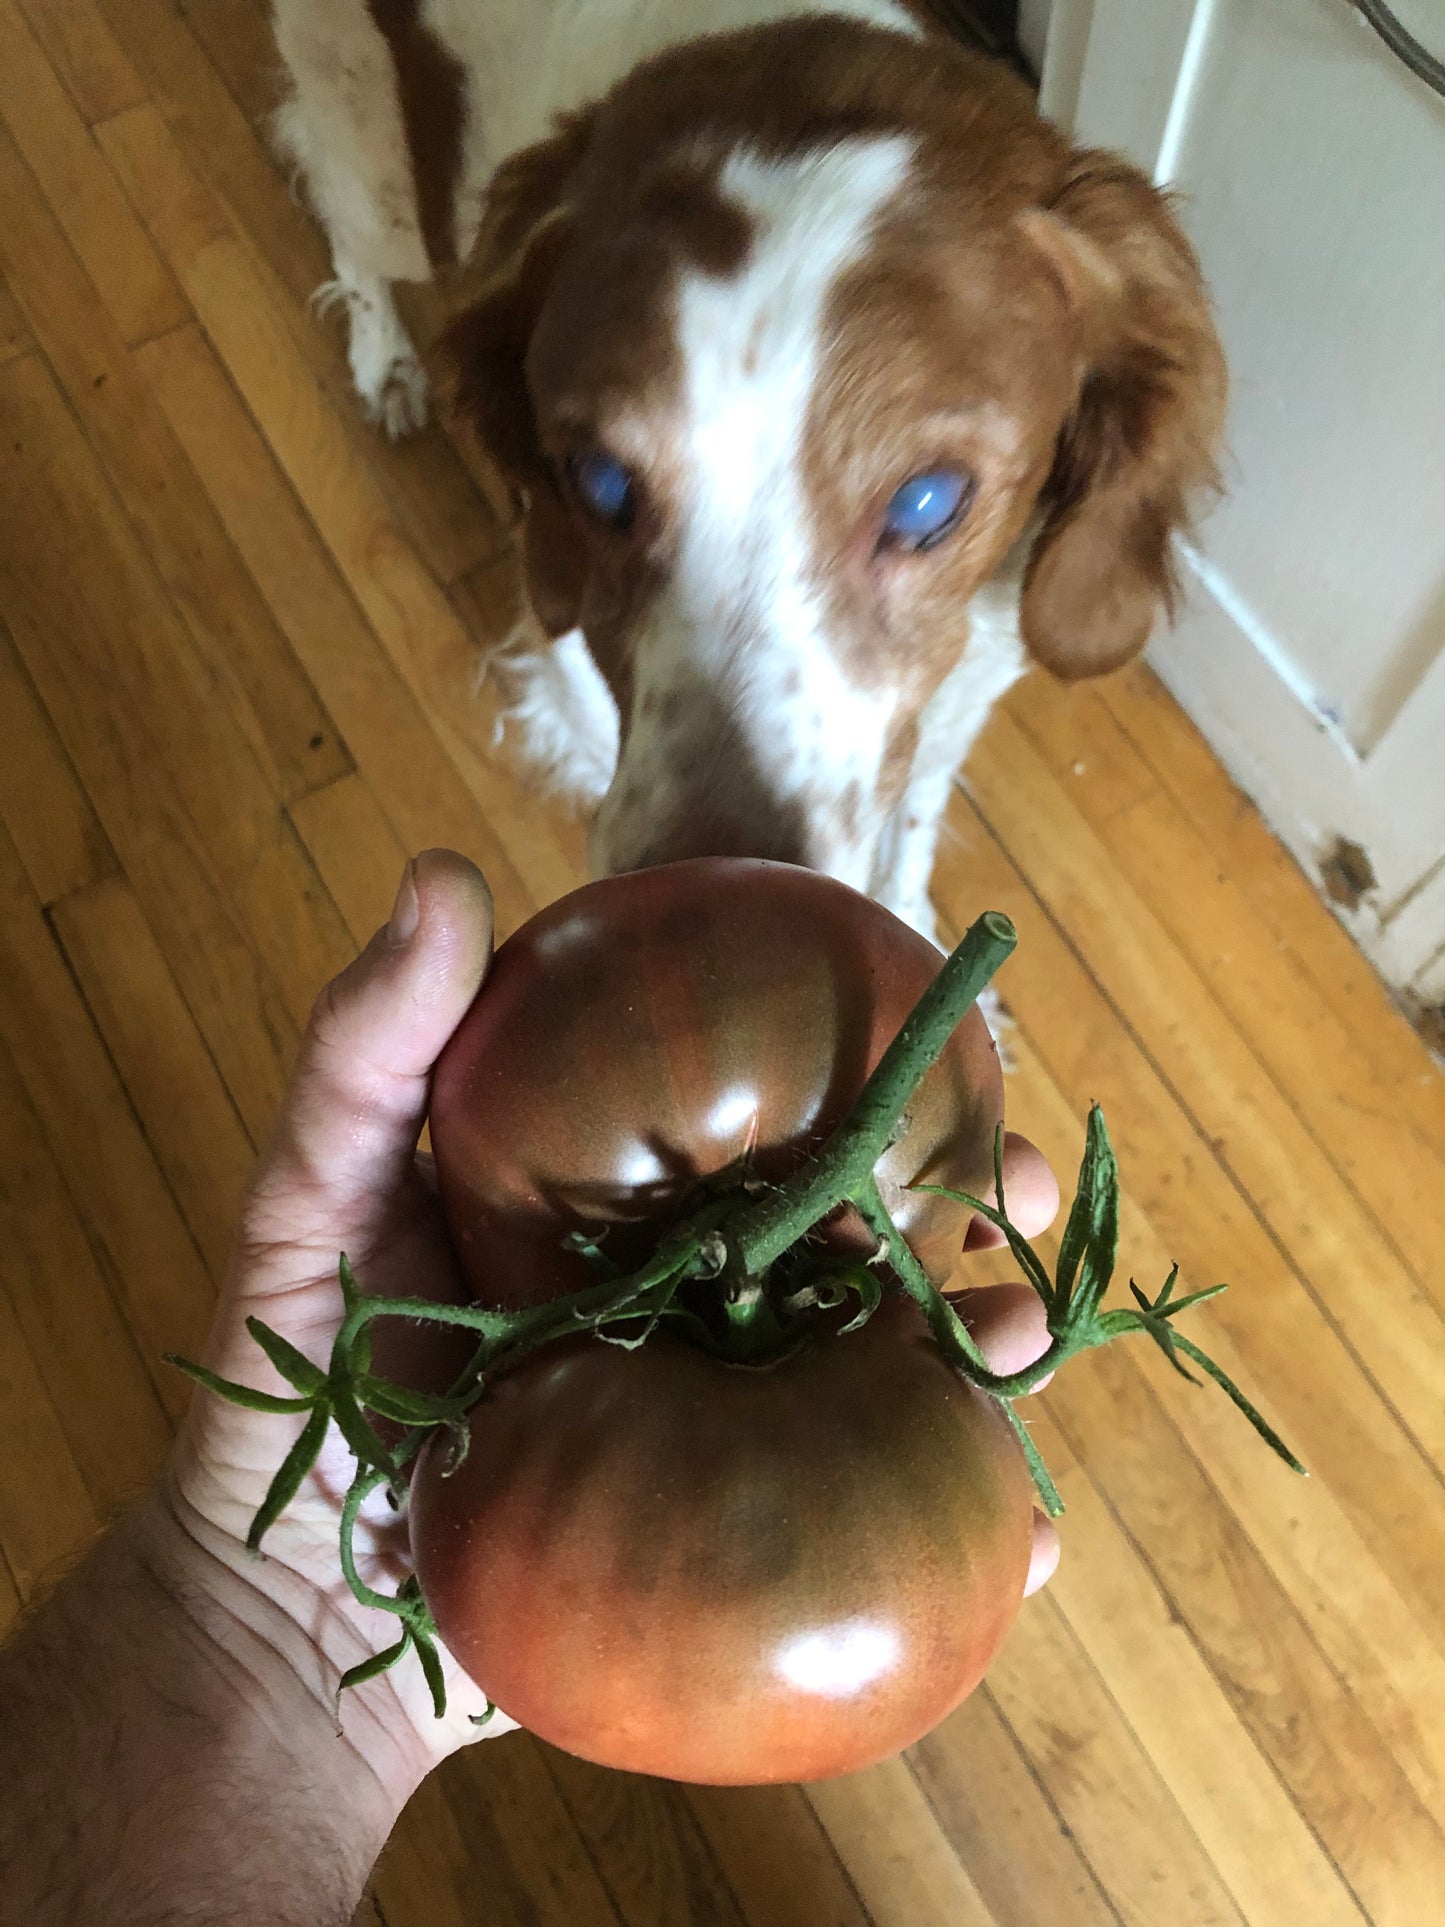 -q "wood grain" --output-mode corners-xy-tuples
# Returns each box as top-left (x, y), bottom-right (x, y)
(0, 616), (116, 904)
(0, 0), (181, 343)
